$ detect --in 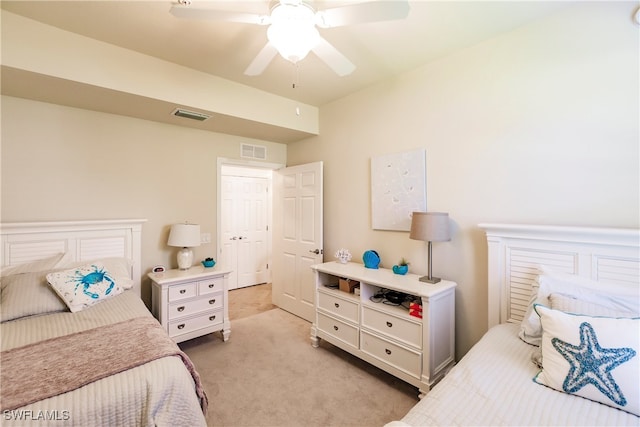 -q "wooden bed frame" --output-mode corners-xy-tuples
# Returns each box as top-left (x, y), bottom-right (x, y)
(1, 219), (146, 296)
(479, 223), (640, 328)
